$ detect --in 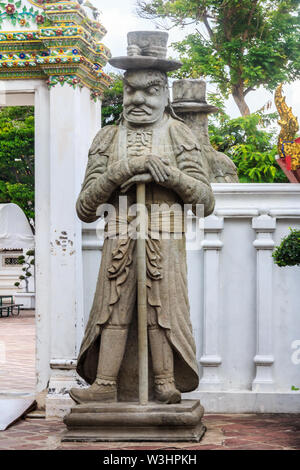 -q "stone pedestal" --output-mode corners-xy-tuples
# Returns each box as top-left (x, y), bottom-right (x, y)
(63, 400), (205, 442)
